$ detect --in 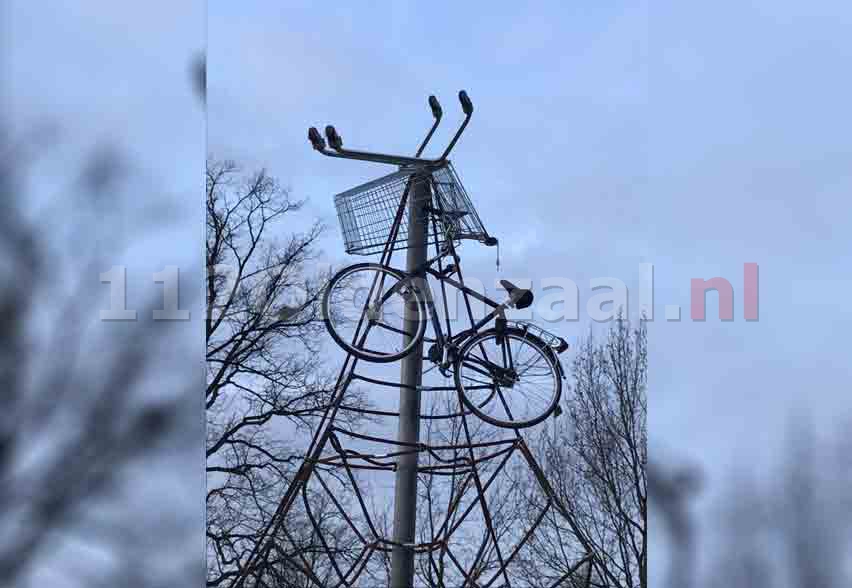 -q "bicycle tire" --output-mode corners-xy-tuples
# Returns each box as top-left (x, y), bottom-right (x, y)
(322, 262), (427, 363)
(454, 327), (562, 429)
